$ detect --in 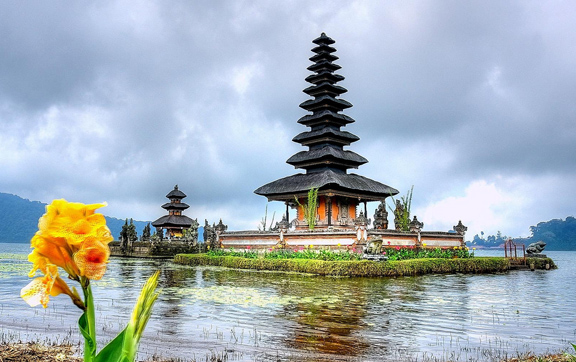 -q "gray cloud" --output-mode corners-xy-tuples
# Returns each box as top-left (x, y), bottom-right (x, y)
(1, 1), (574, 238)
